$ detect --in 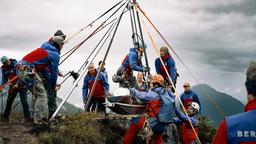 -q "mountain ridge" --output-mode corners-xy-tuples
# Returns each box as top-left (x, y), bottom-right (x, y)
(191, 83), (244, 127)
